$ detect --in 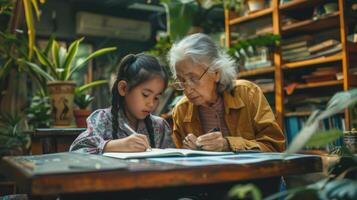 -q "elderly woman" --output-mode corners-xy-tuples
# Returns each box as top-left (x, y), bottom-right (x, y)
(168, 33), (285, 152)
